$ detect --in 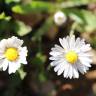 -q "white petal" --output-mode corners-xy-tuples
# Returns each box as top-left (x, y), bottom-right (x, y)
(73, 64), (79, 78)
(63, 63), (70, 78)
(76, 62), (88, 74)
(49, 55), (63, 60)
(54, 44), (64, 52)
(50, 59), (64, 66)
(54, 60), (67, 73)
(57, 67), (64, 75)
(79, 56), (92, 62)
(8, 62), (21, 74)
(59, 37), (69, 50)
(7, 36), (24, 48)
(19, 47), (27, 57)
(19, 56), (27, 64)
(2, 59), (9, 71)
(82, 61), (91, 67)
(75, 38), (85, 52)
(57, 61), (67, 75)
(49, 51), (62, 56)
(80, 44), (91, 52)
(0, 55), (5, 60)
(75, 37), (80, 47)
(78, 53), (92, 57)
(8, 63), (15, 74)
(18, 47), (28, 64)
(69, 35), (75, 49)
(54, 63), (63, 72)
(79, 57), (92, 64)
(14, 62), (21, 70)
(0, 39), (7, 52)
(0, 59), (4, 68)
(59, 38), (65, 48)
(65, 36), (70, 50)
(50, 44), (65, 55)
(68, 65), (73, 79)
